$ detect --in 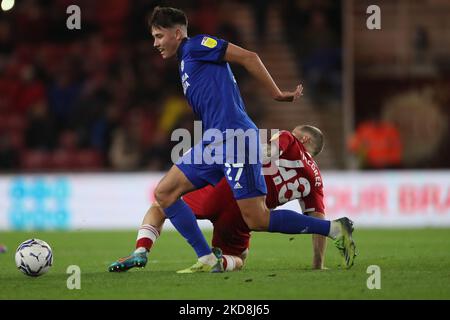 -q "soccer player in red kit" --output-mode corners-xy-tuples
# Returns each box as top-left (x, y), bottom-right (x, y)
(109, 125), (356, 272)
